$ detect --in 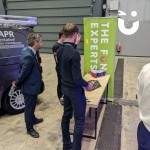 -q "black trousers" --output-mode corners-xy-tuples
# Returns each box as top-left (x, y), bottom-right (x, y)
(23, 93), (37, 130)
(56, 68), (63, 99)
(61, 86), (86, 150)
